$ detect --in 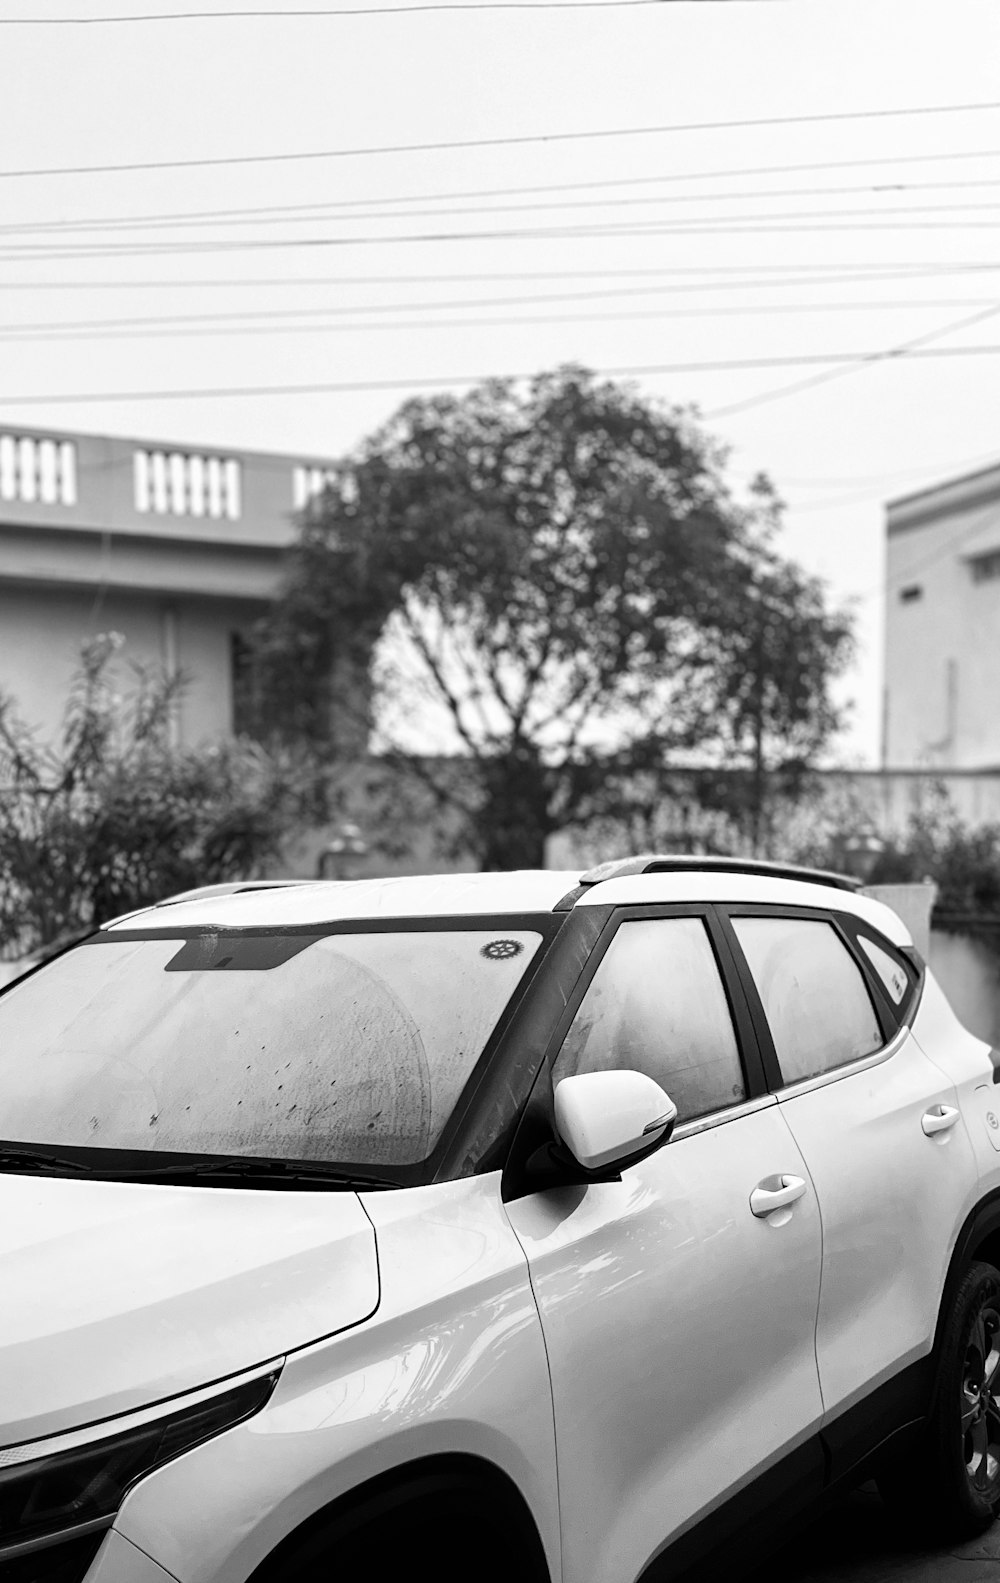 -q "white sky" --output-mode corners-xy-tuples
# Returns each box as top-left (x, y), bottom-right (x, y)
(2, 0), (999, 766)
